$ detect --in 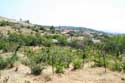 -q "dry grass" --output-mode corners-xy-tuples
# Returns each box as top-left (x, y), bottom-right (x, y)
(0, 62), (124, 83)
